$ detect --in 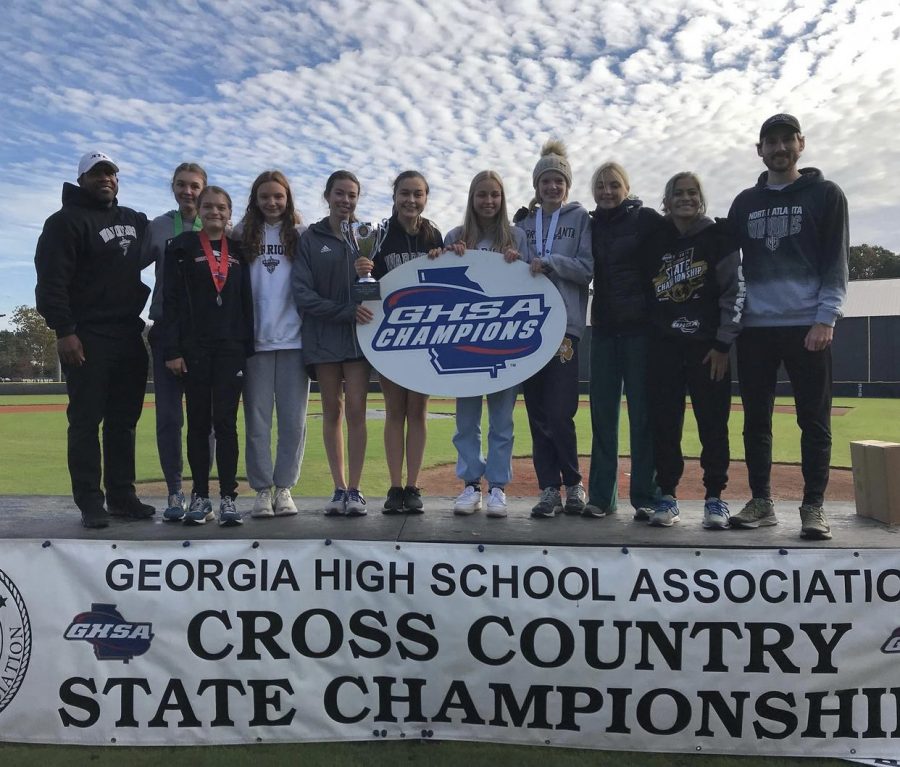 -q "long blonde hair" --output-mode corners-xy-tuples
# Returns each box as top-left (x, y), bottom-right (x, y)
(591, 161), (631, 204)
(461, 170), (516, 252)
